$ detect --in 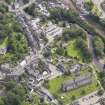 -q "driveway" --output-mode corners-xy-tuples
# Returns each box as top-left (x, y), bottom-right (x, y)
(78, 91), (105, 105)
